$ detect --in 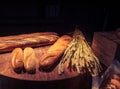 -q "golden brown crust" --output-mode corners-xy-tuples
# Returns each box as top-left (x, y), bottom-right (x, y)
(0, 32), (59, 53)
(23, 47), (36, 73)
(39, 35), (72, 69)
(11, 48), (24, 73)
(110, 79), (120, 88)
(0, 32), (58, 41)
